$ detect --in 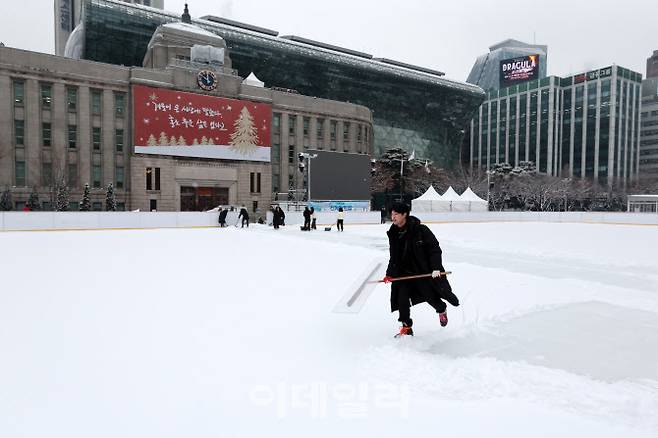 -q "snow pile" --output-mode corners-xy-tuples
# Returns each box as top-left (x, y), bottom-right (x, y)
(0, 222), (656, 437)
